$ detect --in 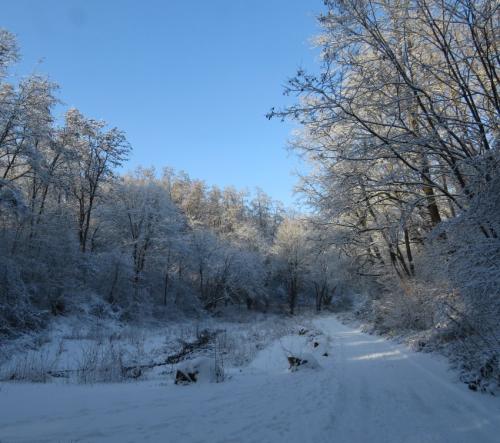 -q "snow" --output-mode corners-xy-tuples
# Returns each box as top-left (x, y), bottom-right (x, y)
(1, 315), (499, 442)
(176, 357), (222, 384)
